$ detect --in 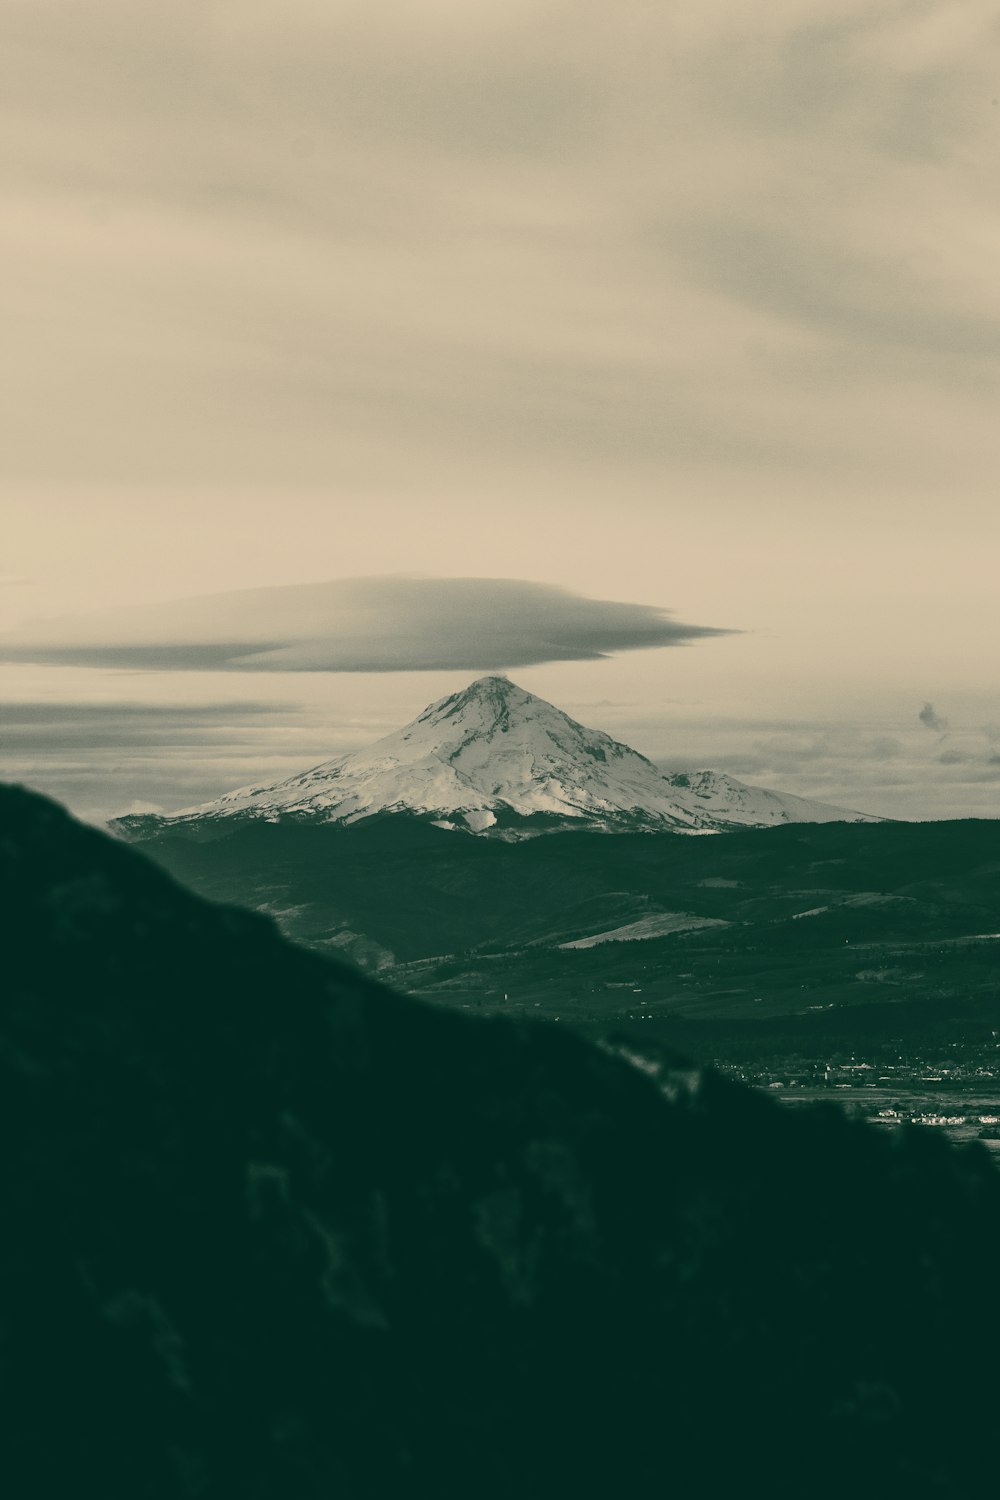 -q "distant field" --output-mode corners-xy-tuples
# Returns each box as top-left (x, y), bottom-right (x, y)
(129, 814), (1000, 1070)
